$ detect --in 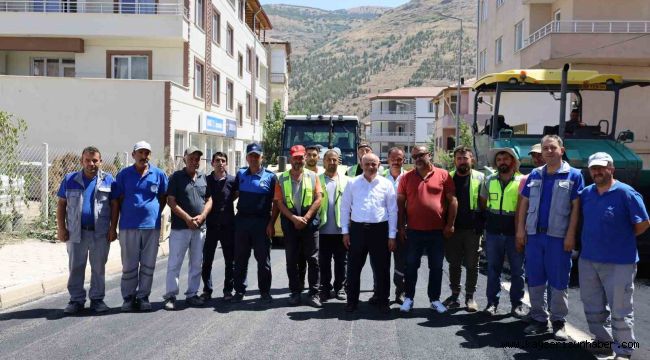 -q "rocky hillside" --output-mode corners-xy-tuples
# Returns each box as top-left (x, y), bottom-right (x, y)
(265, 0), (477, 121)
